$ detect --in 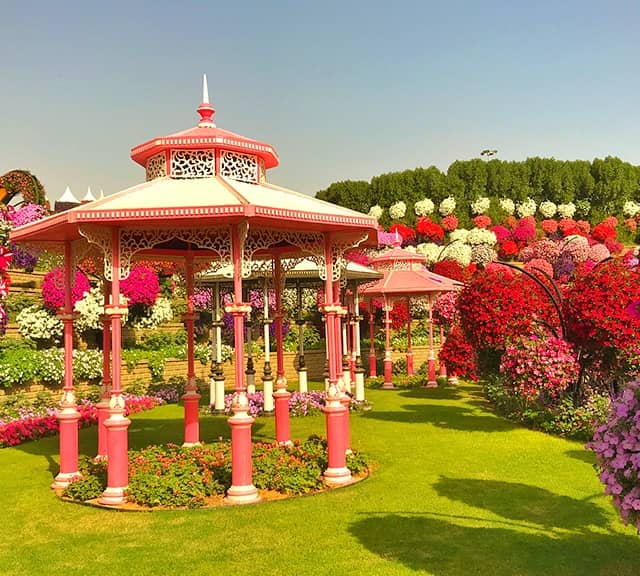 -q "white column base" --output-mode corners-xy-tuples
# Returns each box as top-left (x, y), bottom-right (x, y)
(51, 472), (81, 490)
(98, 486), (127, 506)
(355, 372), (365, 402)
(225, 484), (260, 505)
(298, 369), (308, 393)
(323, 467), (352, 487)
